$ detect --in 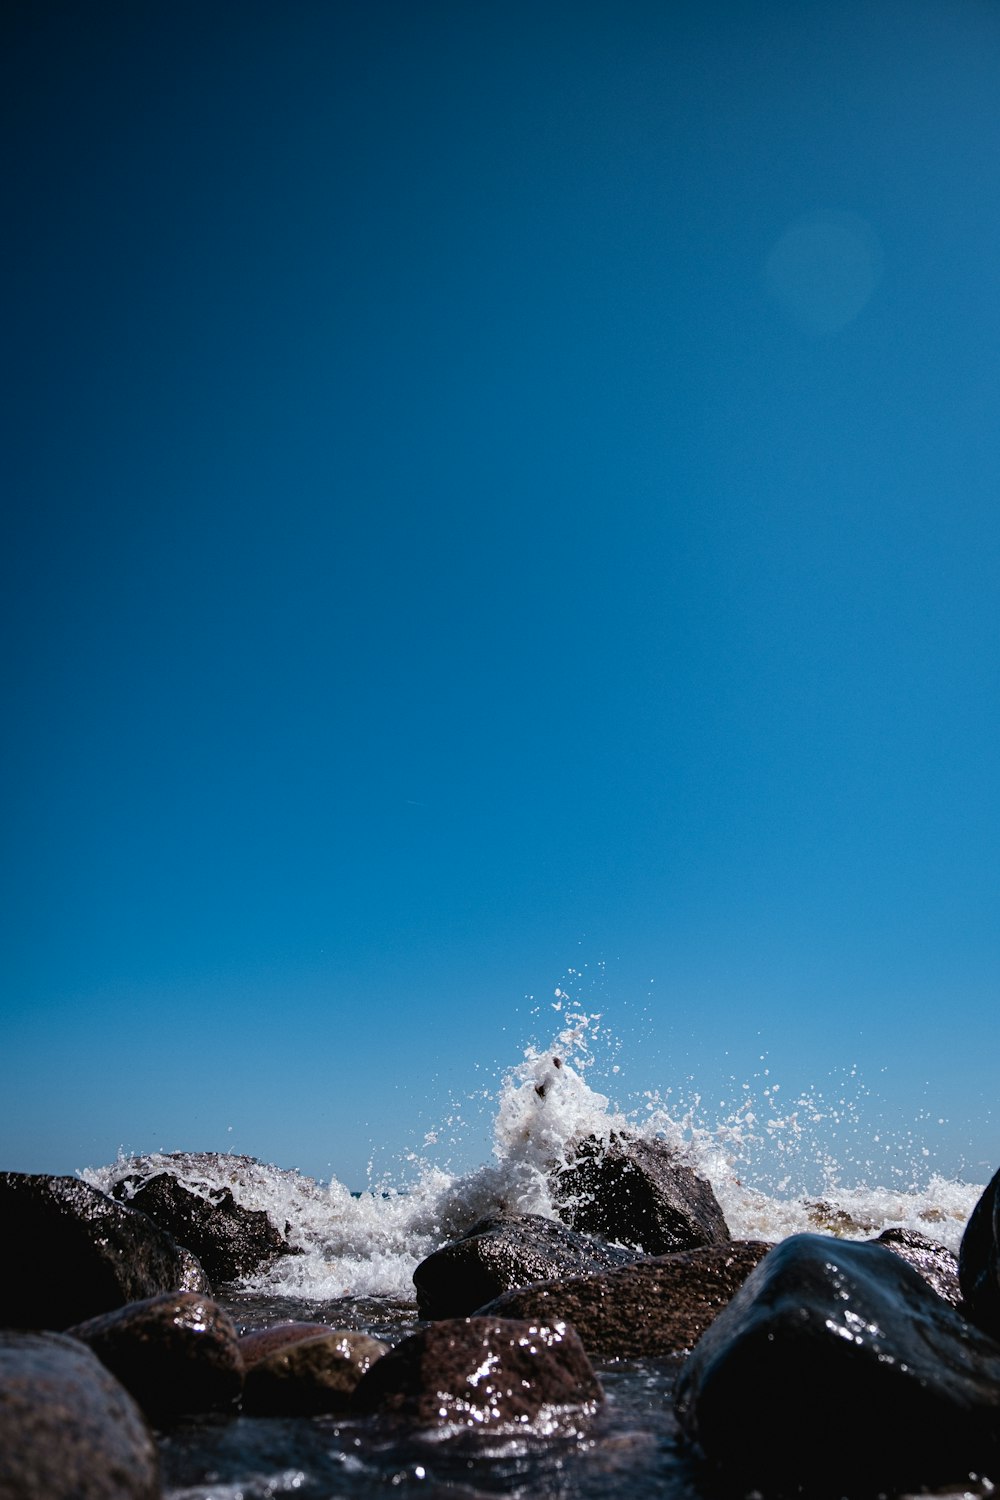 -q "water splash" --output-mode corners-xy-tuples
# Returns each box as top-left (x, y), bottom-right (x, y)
(82, 1009), (984, 1300)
